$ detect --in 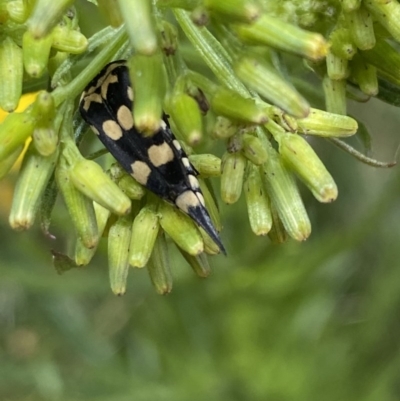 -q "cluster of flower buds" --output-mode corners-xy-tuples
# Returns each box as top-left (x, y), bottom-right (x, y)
(322, 0), (400, 115)
(0, 0), (398, 294)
